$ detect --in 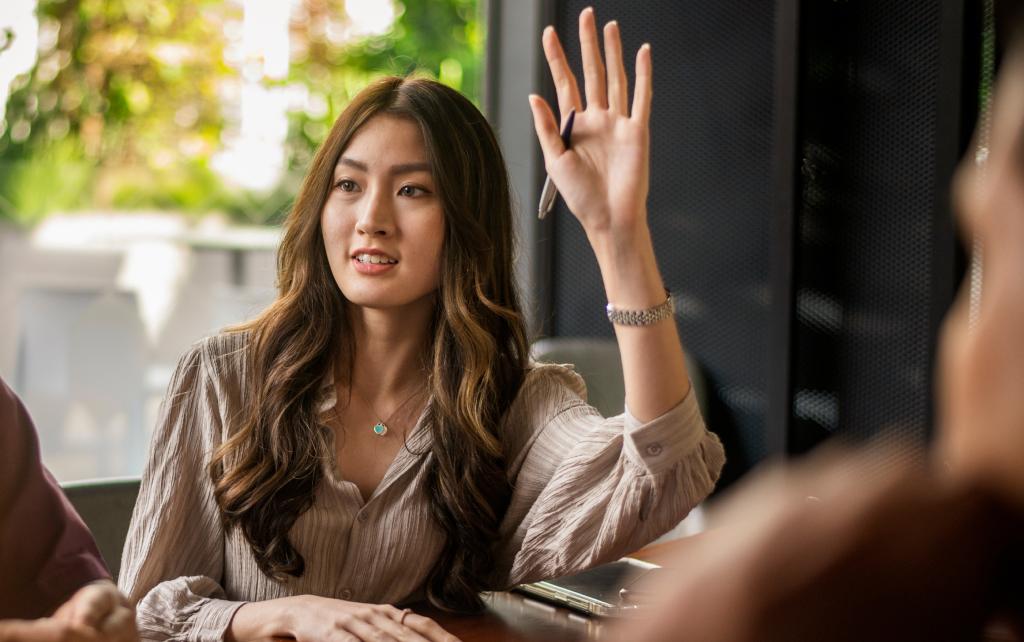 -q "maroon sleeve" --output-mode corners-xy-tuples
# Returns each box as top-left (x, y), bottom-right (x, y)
(0, 377), (110, 619)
